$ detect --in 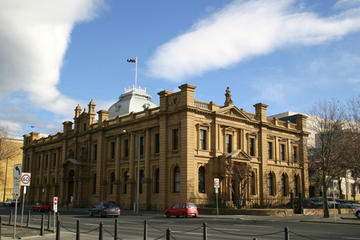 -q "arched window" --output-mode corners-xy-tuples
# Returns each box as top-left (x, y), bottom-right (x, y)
(294, 175), (299, 196)
(249, 172), (256, 195)
(110, 172), (115, 195)
(198, 166), (205, 193)
(139, 170), (144, 194)
(92, 173), (96, 194)
(154, 168), (159, 193)
(281, 174), (288, 196)
(267, 172), (275, 196)
(123, 171), (129, 194)
(173, 166), (180, 193)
